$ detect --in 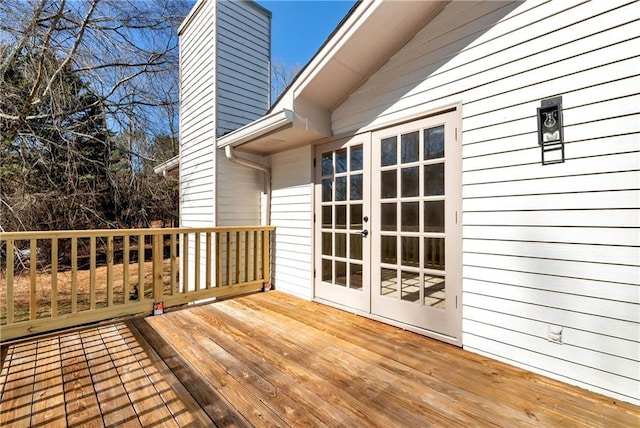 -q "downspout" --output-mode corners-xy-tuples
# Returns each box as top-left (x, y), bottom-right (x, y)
(224, 145), (271, 225)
